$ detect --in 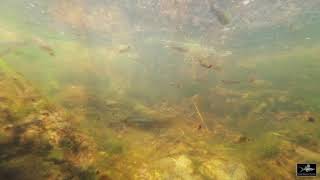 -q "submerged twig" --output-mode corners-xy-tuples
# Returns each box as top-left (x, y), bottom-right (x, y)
(192, 99), (209, 132)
